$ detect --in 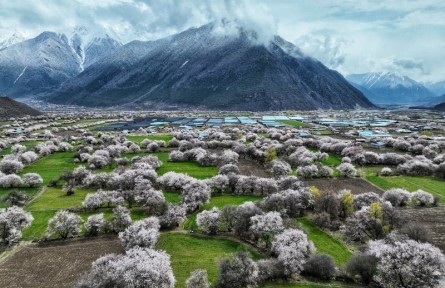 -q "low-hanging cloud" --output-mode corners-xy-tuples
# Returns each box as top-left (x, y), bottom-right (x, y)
(1, 0), (444, 82)
(381, 57), (430, 75)
(295, 31), (349, 68)
(0, 0), (277, 44)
